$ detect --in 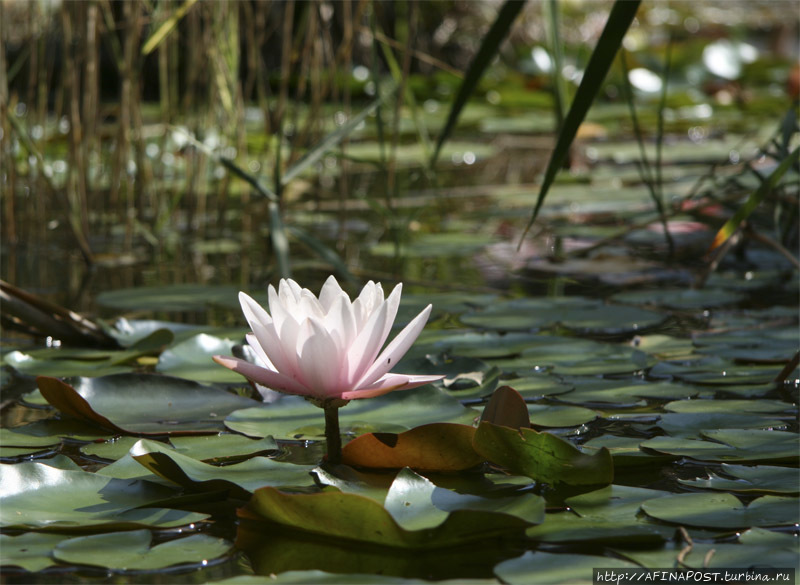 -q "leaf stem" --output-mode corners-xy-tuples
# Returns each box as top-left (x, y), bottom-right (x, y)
(324, 404), (342, 464)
